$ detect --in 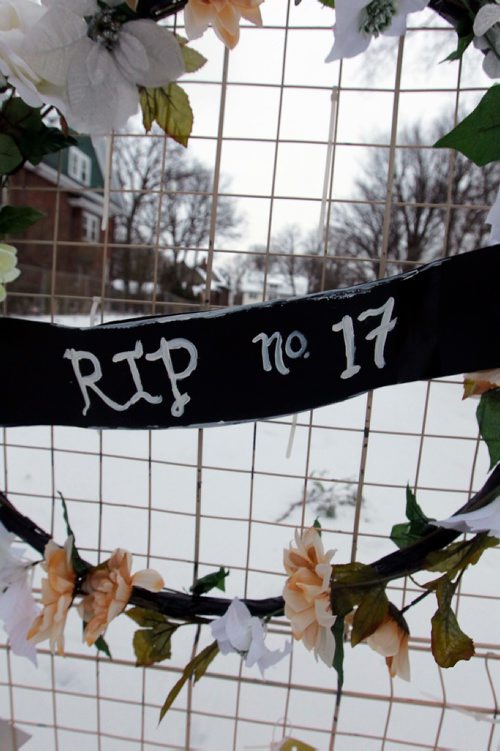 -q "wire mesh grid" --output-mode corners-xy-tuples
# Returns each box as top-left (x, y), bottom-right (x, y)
(1, 1), (499, 749)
